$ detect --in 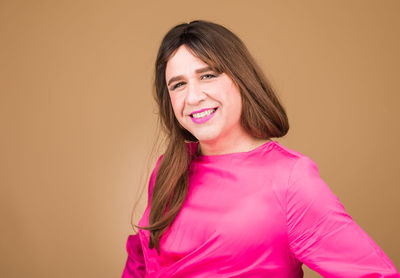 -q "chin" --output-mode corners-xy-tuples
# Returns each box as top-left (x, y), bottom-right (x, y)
(193, 134), (220, 144)
(187, 126), (222, 144)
